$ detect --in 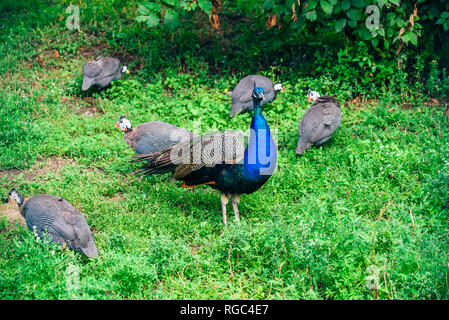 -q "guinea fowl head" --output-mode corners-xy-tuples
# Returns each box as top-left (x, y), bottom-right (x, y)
(252, 86), (265, 103)
(274, 82), (285, 92)
(8, 188), (24, 207)
(121, 65), (129, 74)
(115, 115), (132, 132)
(307, 89), (320, 102)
